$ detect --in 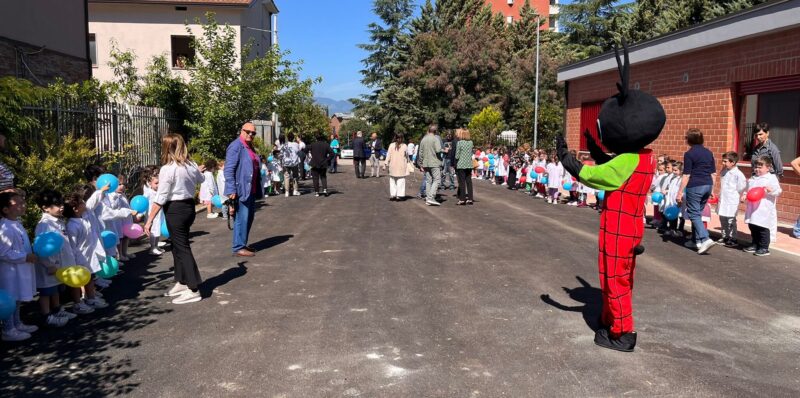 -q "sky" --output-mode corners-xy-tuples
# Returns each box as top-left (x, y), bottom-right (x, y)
(278, 1), (580, 102)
